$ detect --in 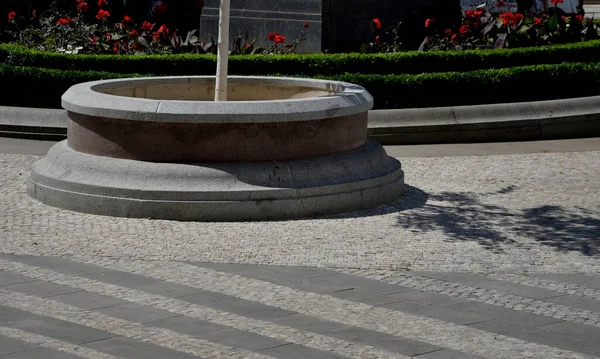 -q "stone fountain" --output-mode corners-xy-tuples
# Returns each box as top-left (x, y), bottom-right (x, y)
(27, 76), (404, 221)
